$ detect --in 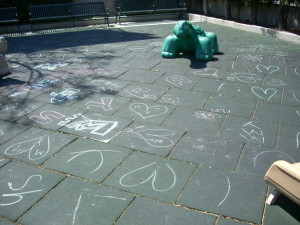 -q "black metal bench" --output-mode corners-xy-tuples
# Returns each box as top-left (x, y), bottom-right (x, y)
(29, 2), (109, 31)
(115, 0), (186, 24)
(0, 7), (20, 32)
